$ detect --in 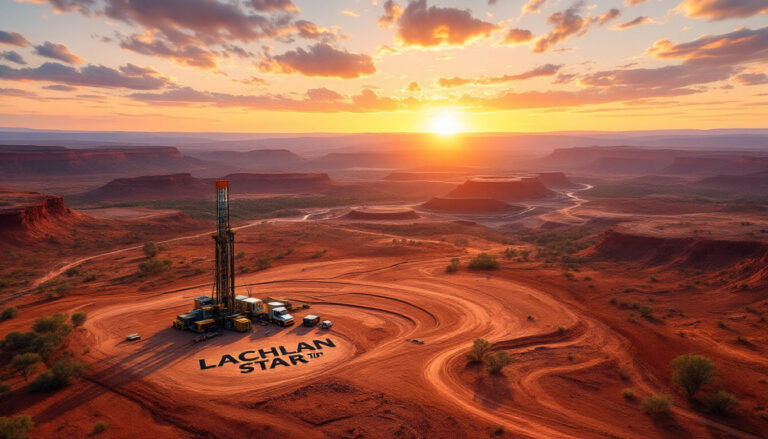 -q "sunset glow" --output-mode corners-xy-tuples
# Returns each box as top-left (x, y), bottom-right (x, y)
(429, 112), (463, 136)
